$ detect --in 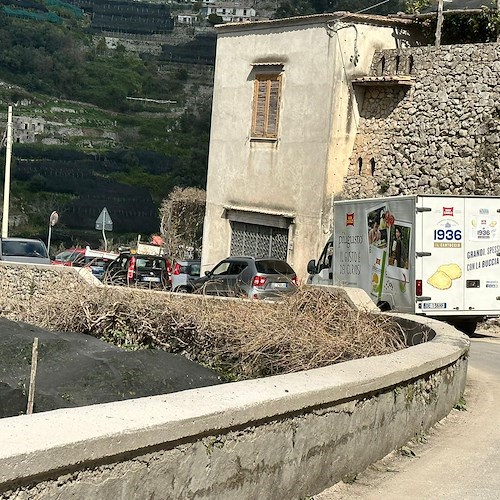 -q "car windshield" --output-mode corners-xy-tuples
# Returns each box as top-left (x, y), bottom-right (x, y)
(2, 240), (48, 258)
(55, 250), (82, 262)
(255, 260), (294, 274)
